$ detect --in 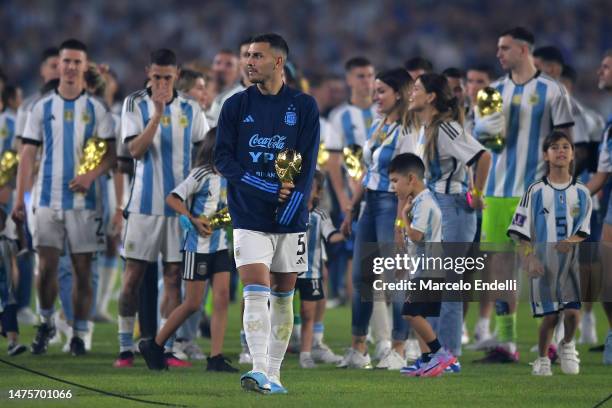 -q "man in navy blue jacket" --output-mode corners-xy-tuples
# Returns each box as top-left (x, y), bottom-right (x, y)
(215, 33), (319, 394)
